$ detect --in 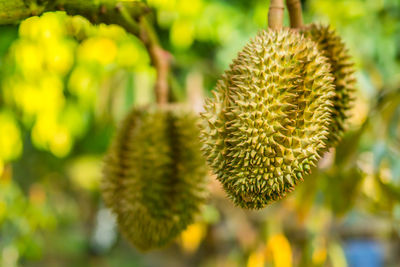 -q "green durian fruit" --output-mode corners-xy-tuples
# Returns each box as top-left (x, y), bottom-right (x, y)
(102, 106), (207, 251)
(303, 24), (356, 146)
(201, 29), (335, 209)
